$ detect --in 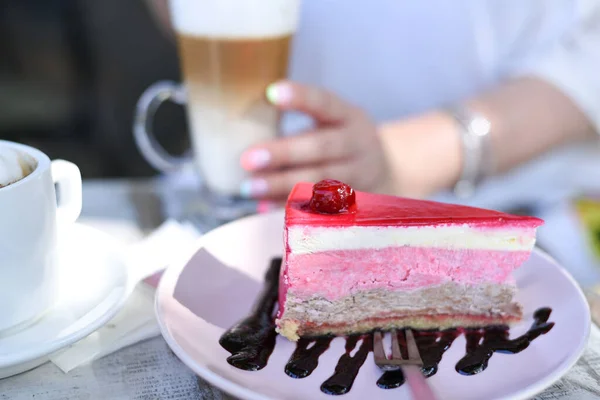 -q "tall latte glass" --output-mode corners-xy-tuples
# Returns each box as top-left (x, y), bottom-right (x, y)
(135, 0), (300, 202)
